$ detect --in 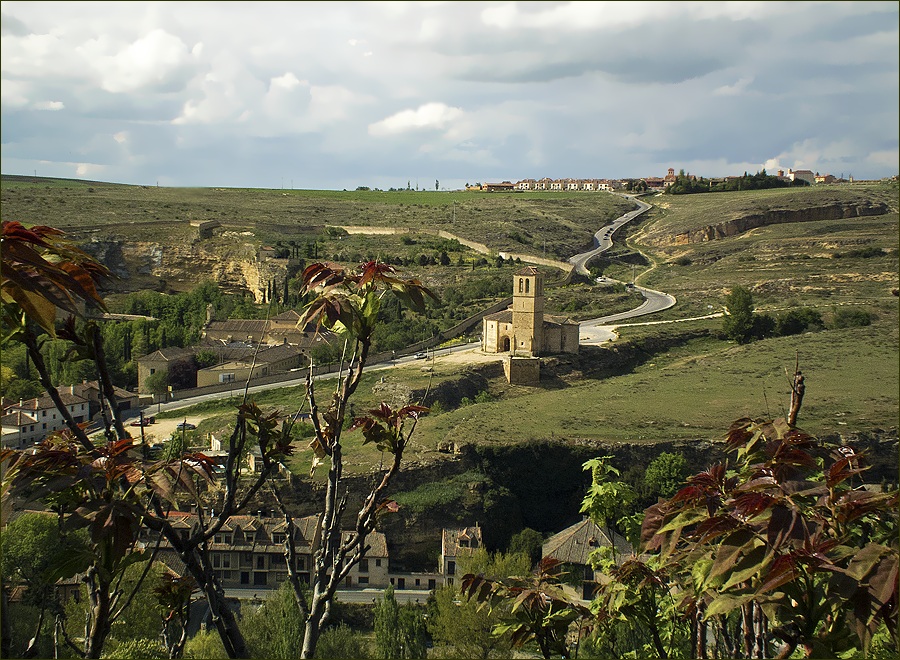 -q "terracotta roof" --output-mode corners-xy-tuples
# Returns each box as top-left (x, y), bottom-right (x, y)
(256, 343), (304, 363)
(542, 518), (631, 566)
(515, 266), (540, 276)
(138, 347), (196, 363)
